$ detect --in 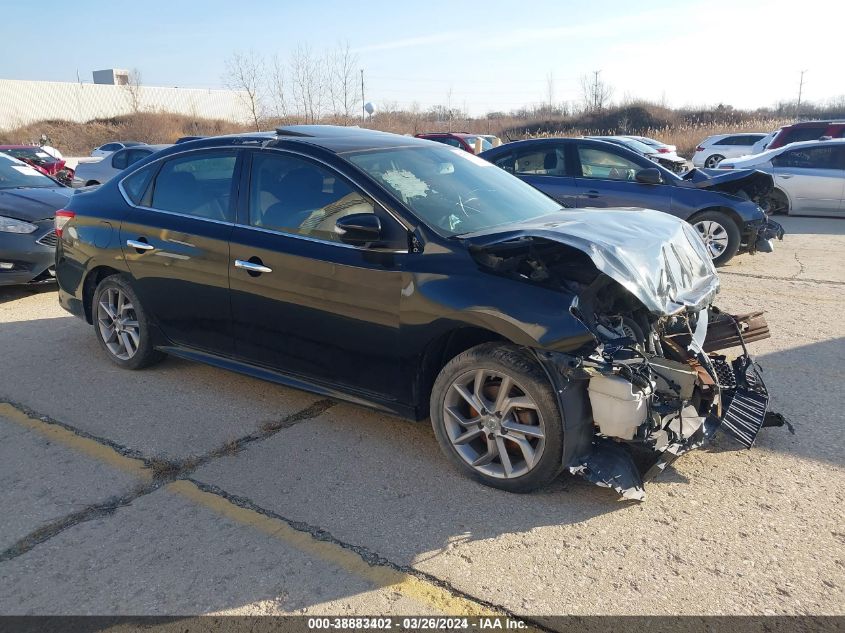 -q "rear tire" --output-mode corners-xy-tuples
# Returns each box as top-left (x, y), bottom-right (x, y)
(430, 343), (564, 493)
(704, 154), (724, 168)
(92, 275), (164, 370)
(691, 211), (741, 266)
